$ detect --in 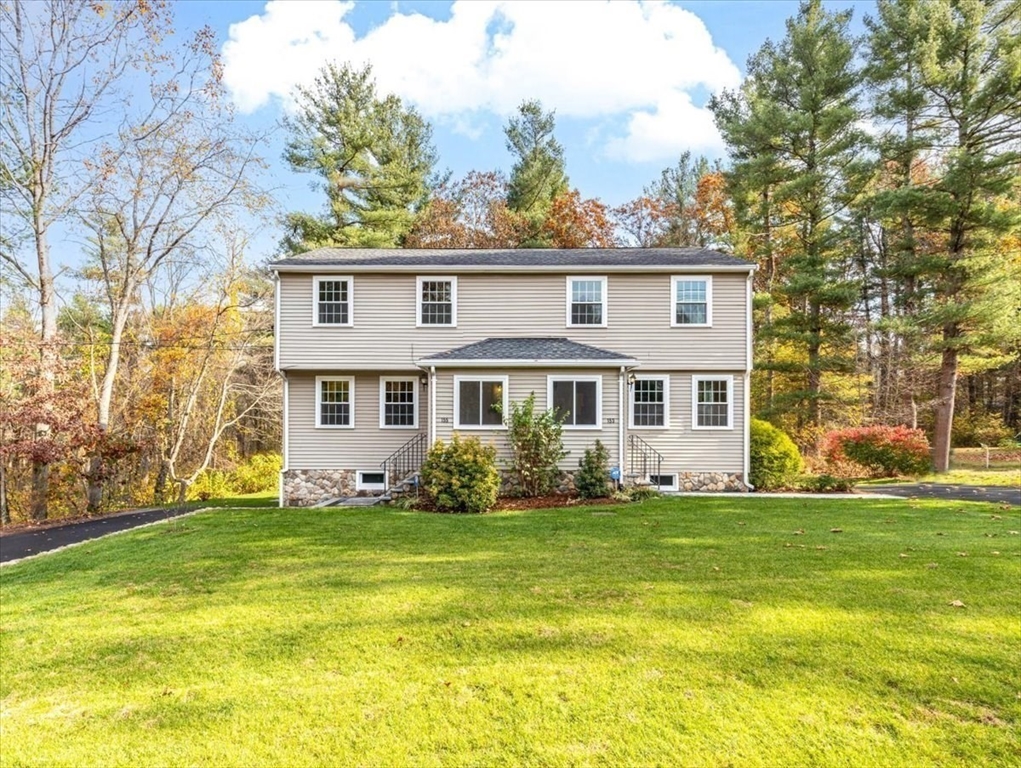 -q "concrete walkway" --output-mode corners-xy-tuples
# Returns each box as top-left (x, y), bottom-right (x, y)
(0, 506), (199, 565)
